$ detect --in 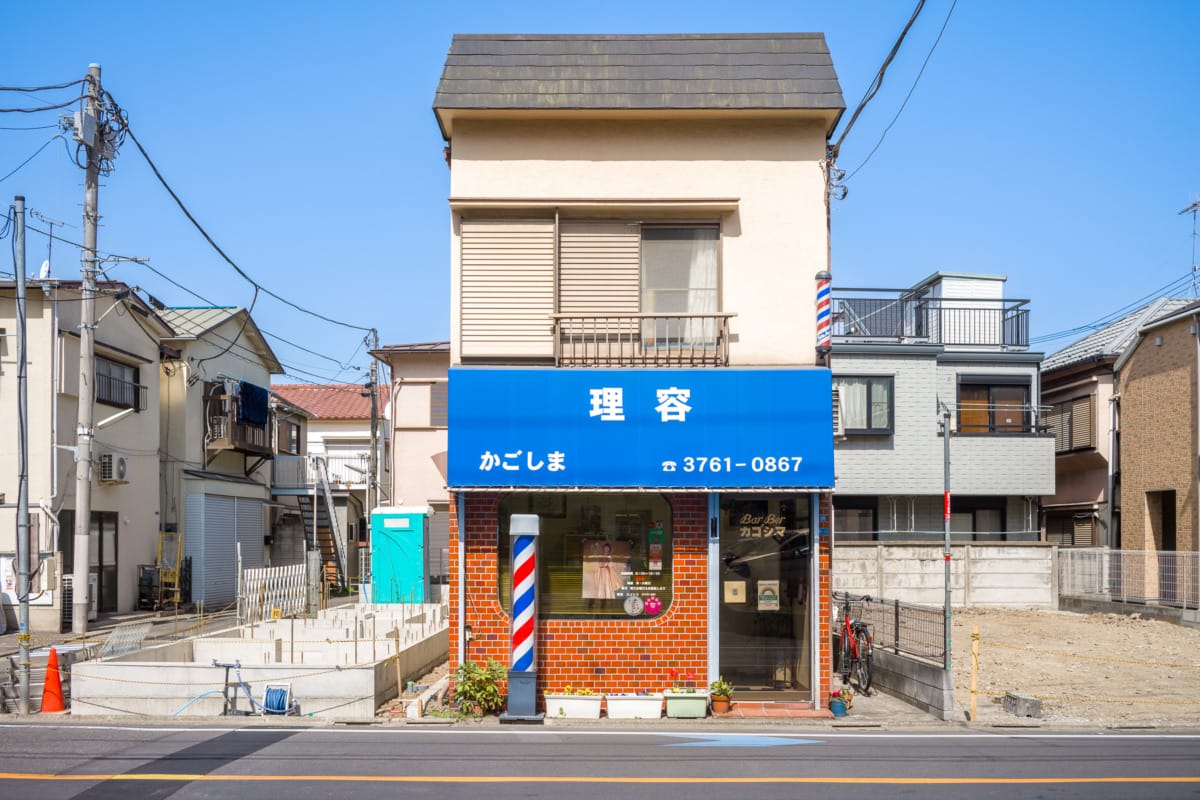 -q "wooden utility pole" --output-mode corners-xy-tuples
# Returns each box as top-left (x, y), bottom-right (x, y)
(72, 63), (102, 634)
